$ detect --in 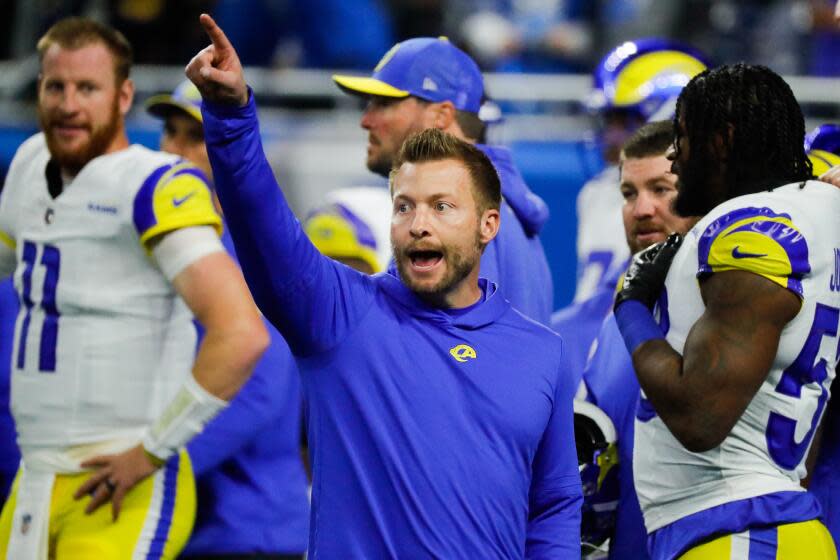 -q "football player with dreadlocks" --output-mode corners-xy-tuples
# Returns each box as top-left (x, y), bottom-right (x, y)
(614, 64), (840, 559)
